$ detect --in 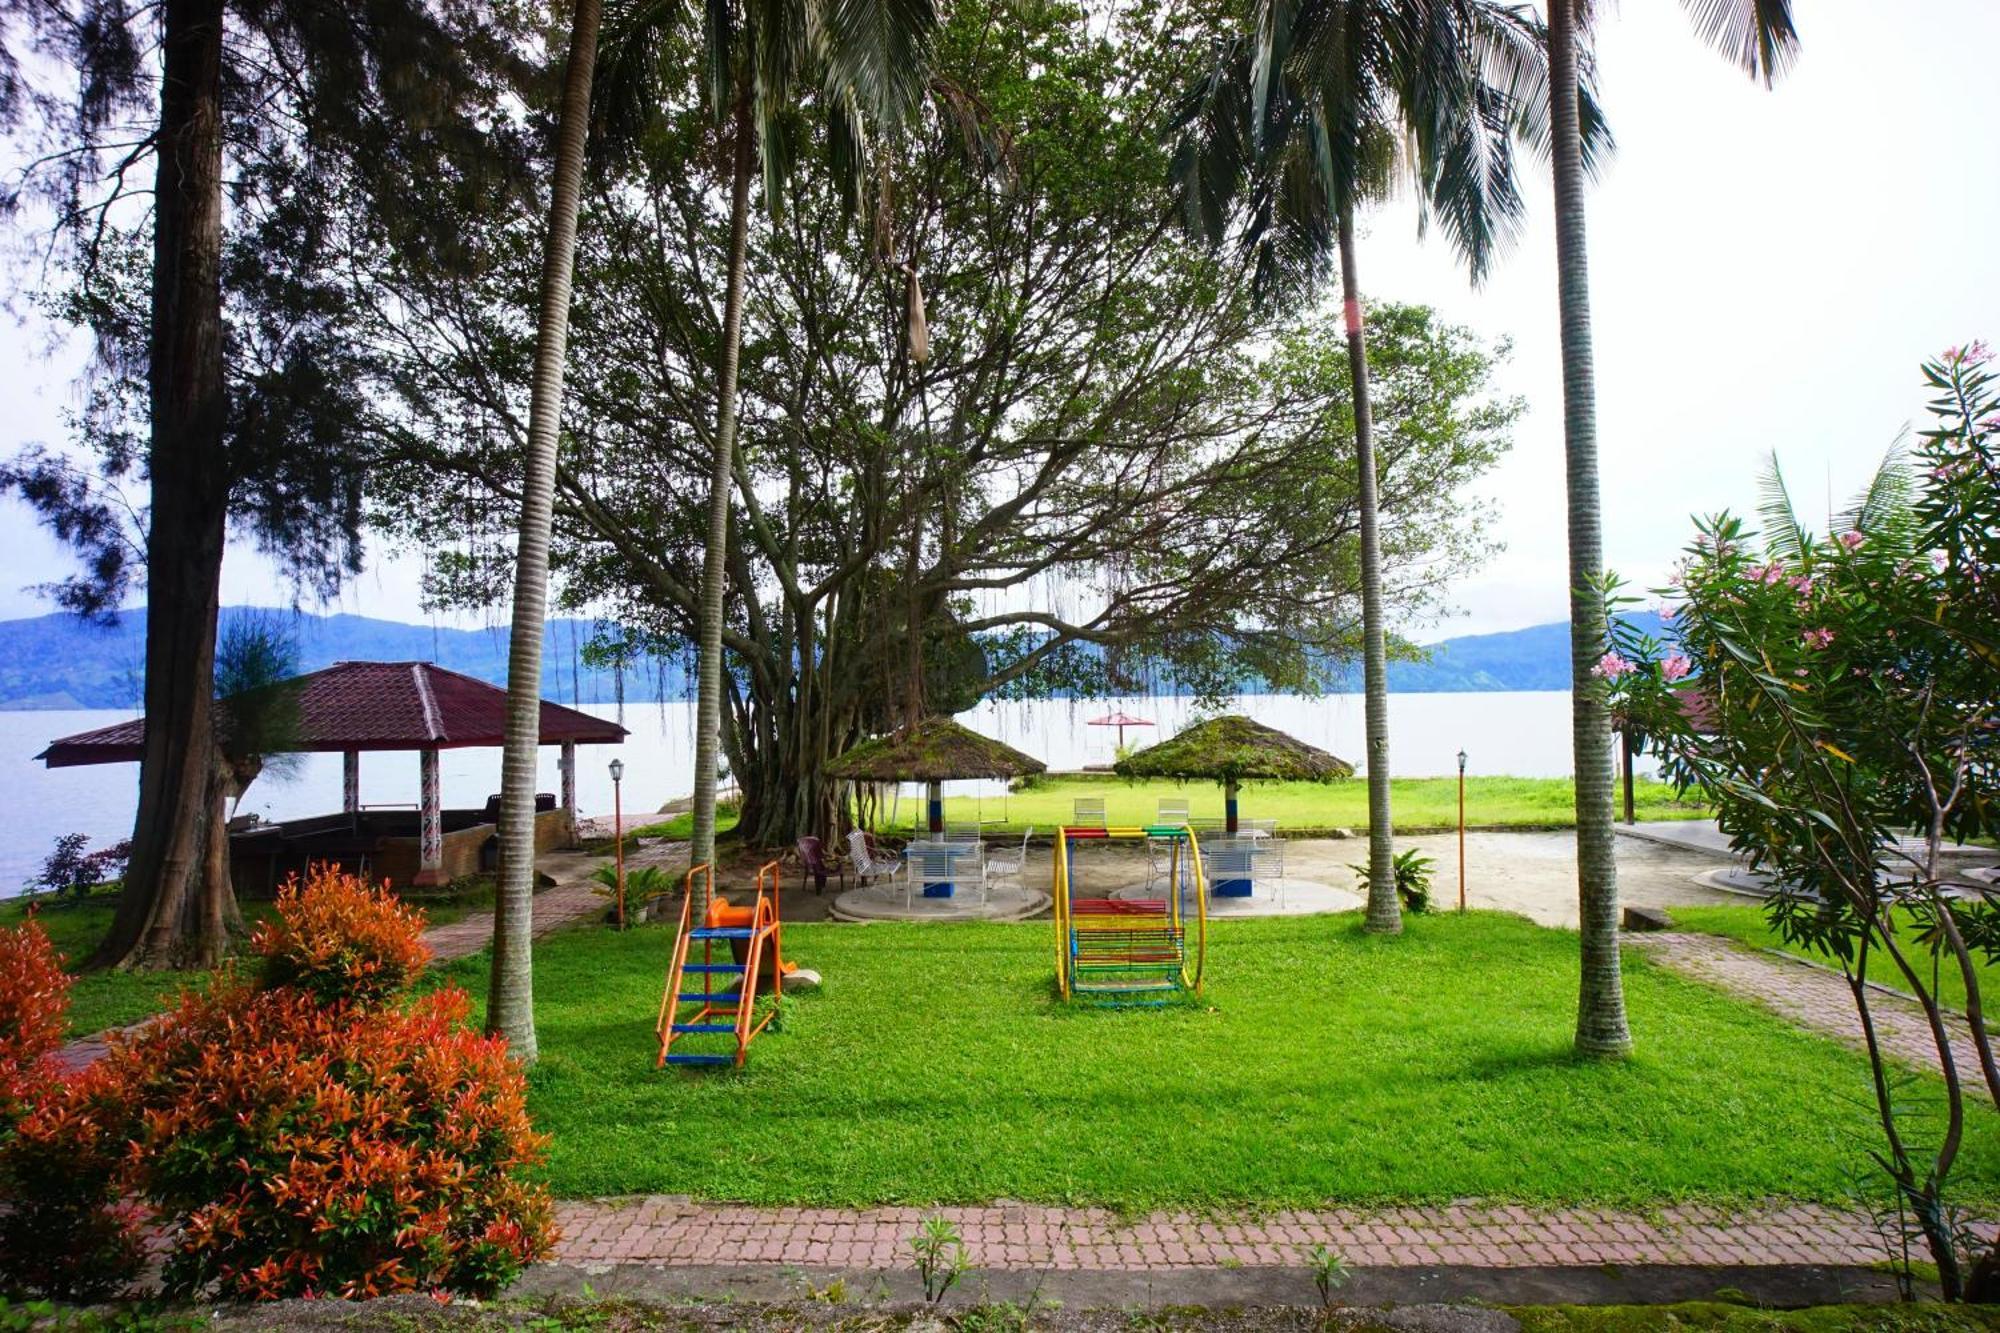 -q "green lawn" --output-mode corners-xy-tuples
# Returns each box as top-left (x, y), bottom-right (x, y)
(435, 910), (2000, 1208)
(1674, 903), (2000, 1020)
(877, 774), (1706, 836)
